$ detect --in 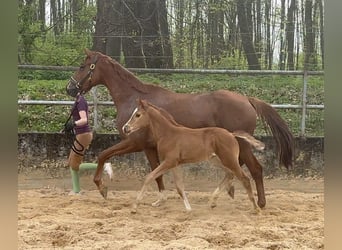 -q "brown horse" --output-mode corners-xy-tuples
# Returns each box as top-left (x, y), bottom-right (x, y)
(67, 48), (294, 208)
(123, 99), (265, 213)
